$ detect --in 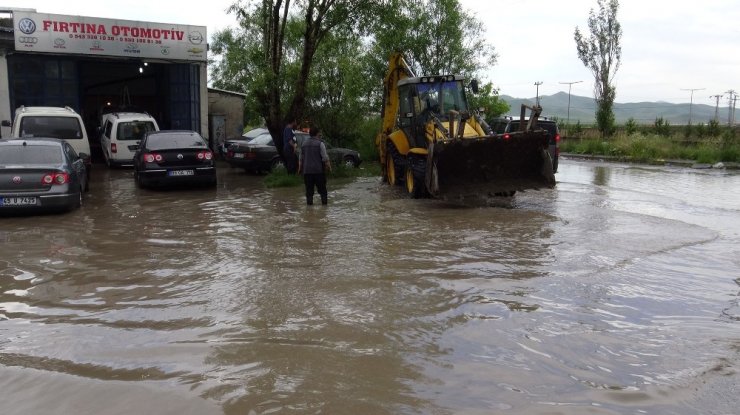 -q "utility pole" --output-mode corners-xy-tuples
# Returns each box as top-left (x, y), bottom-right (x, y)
(680, 88), (705, 125)
(559, 80), (583, 131)
(726, 90), (736, 126)
(534, 81), (543, 106)
(710, 94), (723, 123)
